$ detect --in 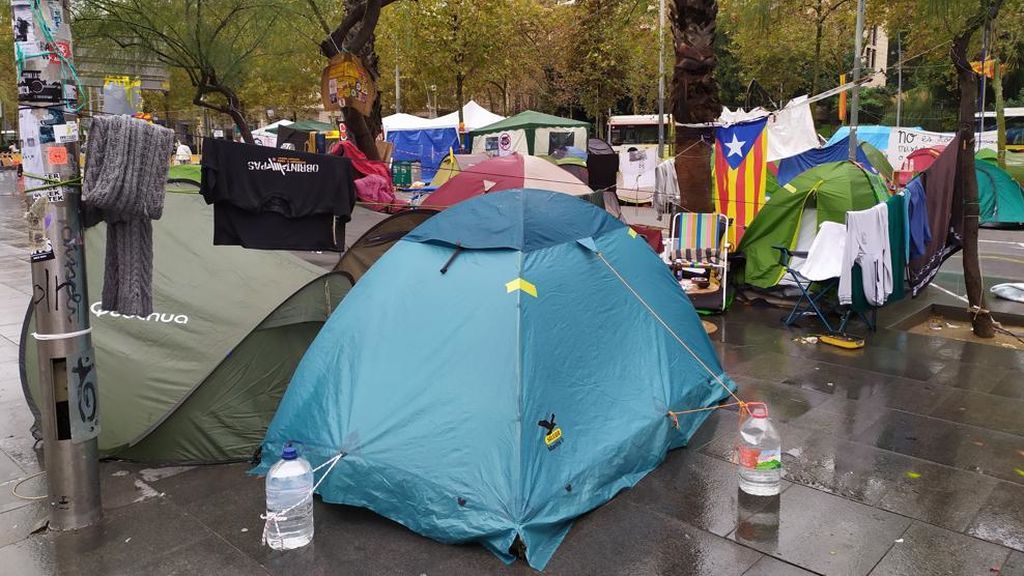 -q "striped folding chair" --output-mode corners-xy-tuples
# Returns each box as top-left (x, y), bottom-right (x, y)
(668, 212), (730, 310)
